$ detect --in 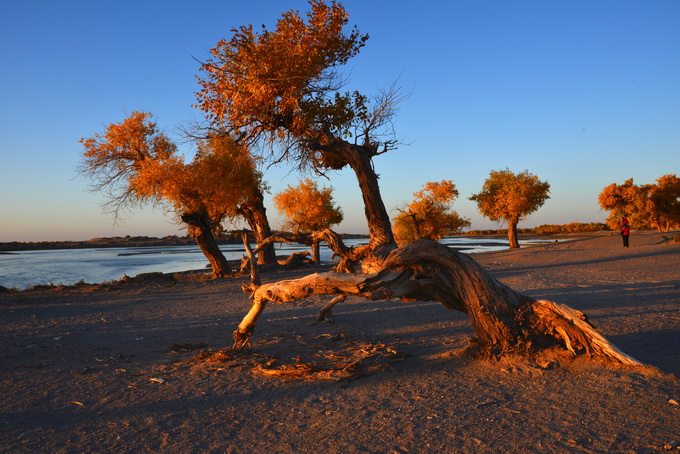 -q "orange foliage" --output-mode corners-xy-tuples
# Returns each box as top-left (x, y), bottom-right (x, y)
(650, 174), (680, 231)
(470, 169), (551, 224)
(193, 1), (401, 256)
(273, 178), (343, 233)
(532, 222), (607, 234)
(80, 111), (180, 214)
(80, 112), (262, 232)
(597, 178), (652, 229)
(194, 0), (369, 140)
(393, 180), (470, 245)
(598, 175), (680, 231)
